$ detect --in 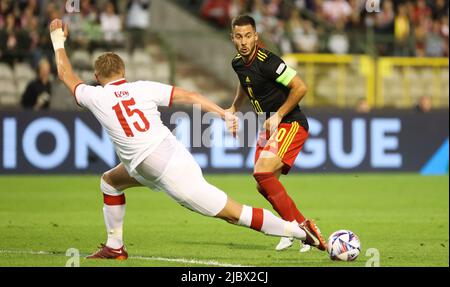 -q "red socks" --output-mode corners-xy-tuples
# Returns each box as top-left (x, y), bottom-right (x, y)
(250, 207), (264, 231)
(254, 172), (305, 224)
(103, 193), (126, 205)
